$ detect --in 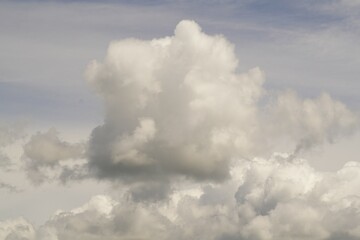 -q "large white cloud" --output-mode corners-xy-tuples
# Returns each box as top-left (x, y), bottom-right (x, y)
(84, 20), (357, 189)
(85, 20), (265, 183)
